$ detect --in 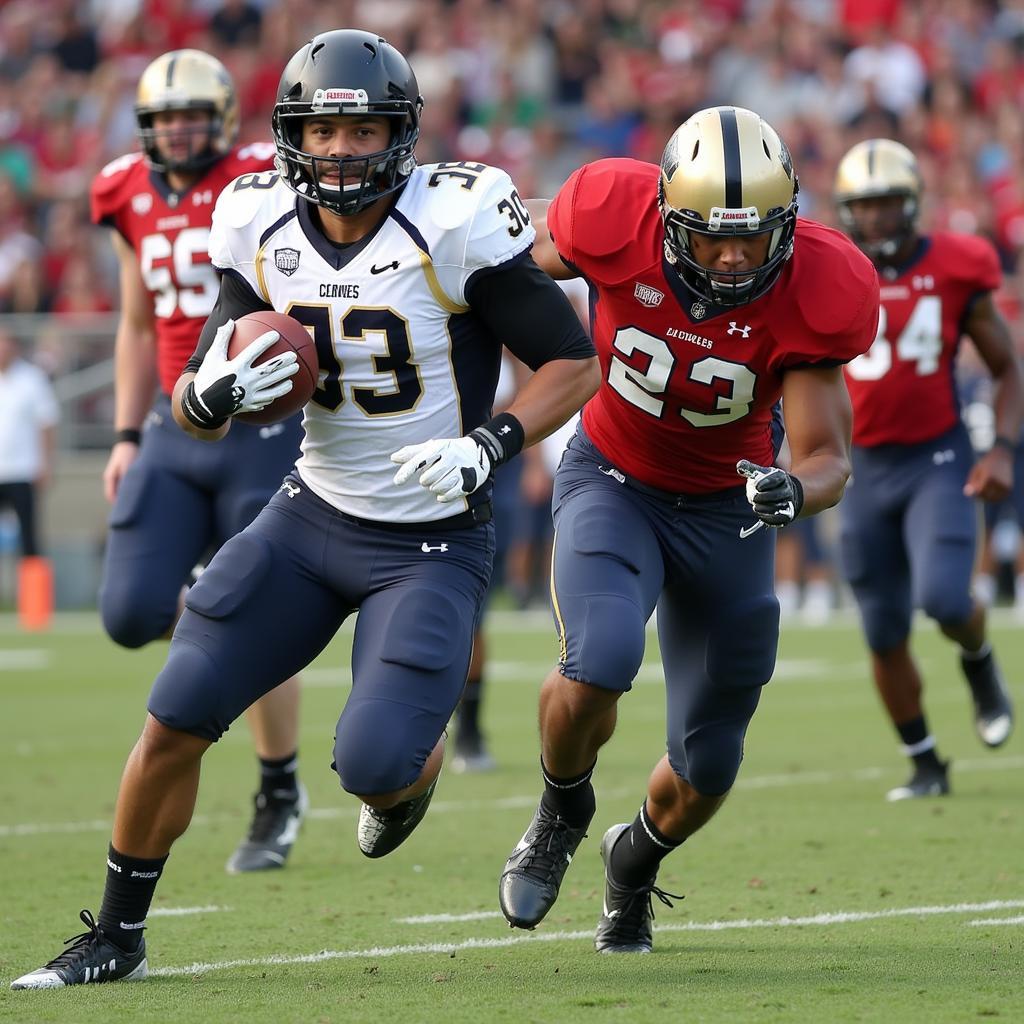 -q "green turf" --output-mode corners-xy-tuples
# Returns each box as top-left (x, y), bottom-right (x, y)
(1, 611), (1022, 1023)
